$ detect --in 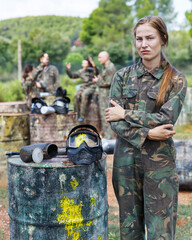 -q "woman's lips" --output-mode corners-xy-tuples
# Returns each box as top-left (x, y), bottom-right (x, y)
(141, 50), (150, 54)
